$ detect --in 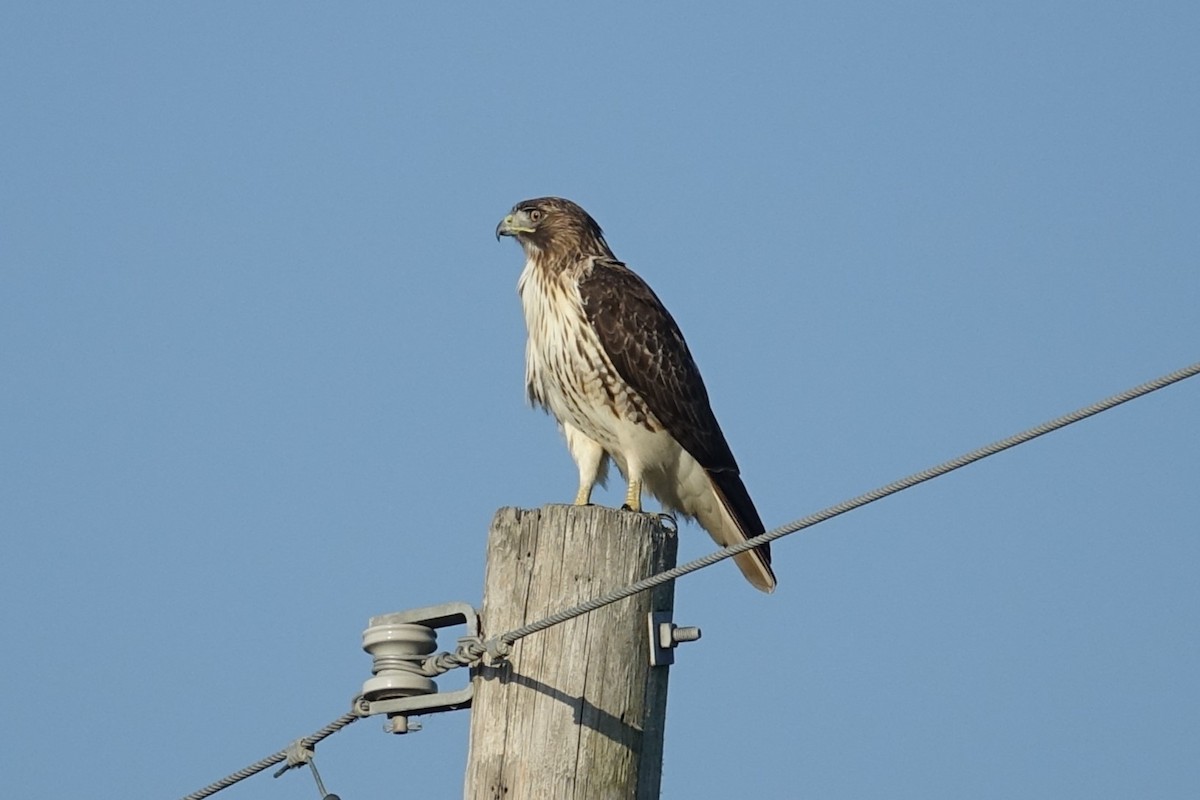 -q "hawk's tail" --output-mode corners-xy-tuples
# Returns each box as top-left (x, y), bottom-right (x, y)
(704, 470), (777, 593)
